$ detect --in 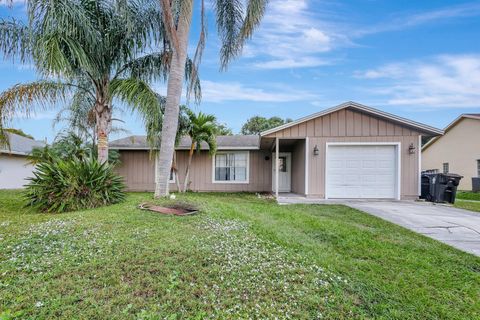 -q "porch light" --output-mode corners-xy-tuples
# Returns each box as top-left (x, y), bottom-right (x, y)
(408, 143), (416, 154)
(313, 145), (319, 156)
